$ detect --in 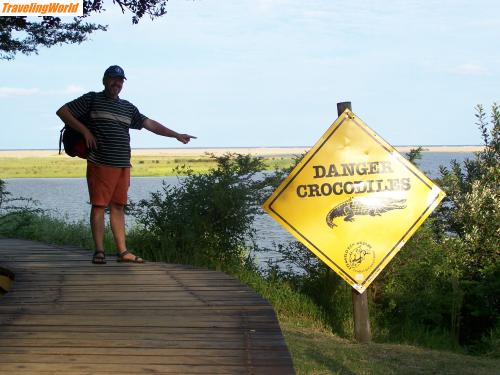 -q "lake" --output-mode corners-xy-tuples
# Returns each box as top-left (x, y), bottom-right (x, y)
(2, 152), (474, 264)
